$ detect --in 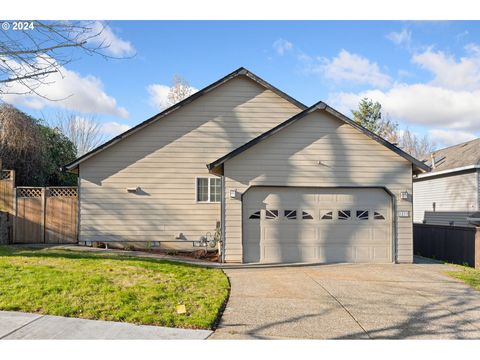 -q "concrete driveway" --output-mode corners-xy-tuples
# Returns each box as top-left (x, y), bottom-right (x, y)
(211, 258), (480, 339)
